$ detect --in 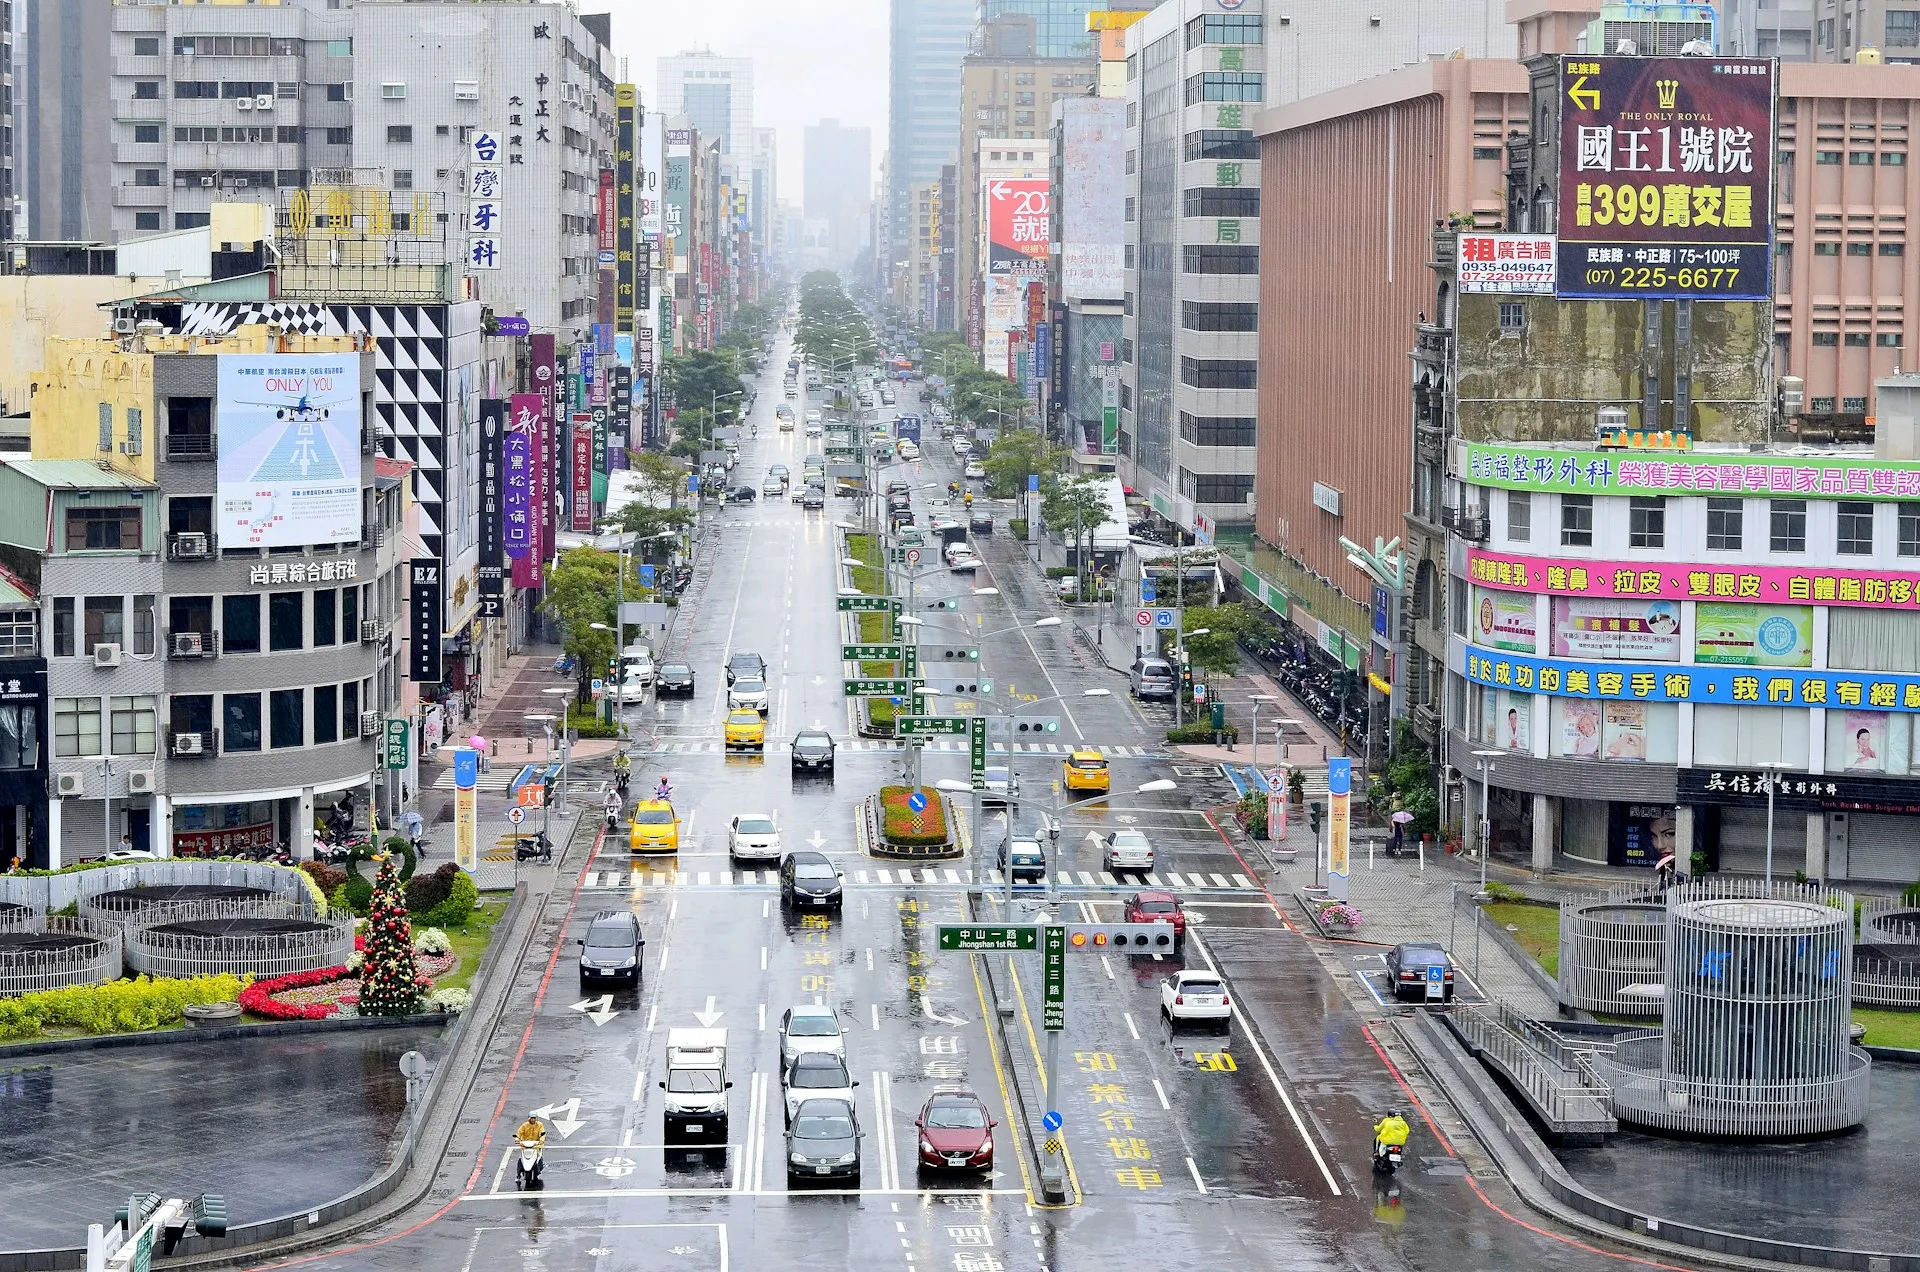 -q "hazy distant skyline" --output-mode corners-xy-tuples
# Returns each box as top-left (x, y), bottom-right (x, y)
(605, 0), (890, 206)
